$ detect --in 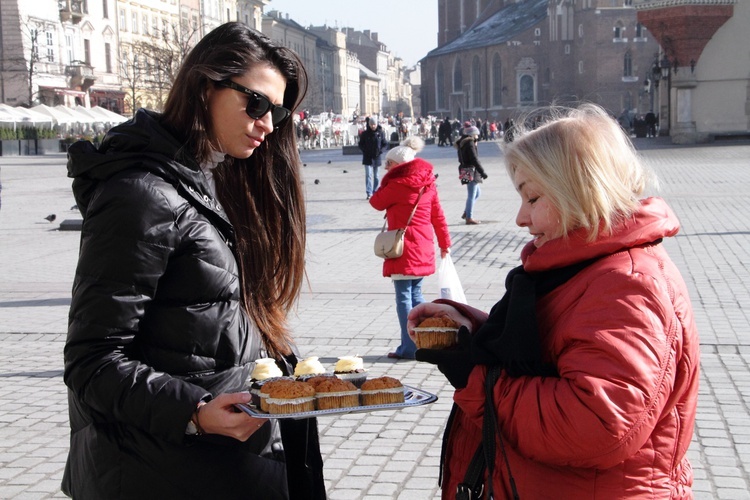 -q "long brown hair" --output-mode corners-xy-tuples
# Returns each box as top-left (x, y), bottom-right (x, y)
(161, 22), (308, 357)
